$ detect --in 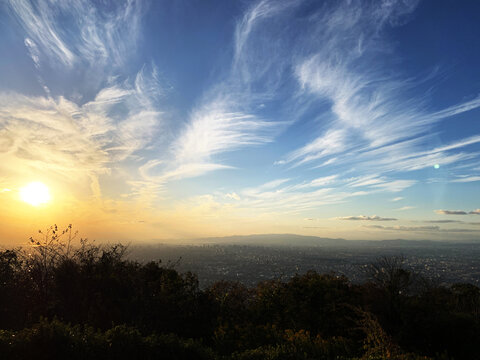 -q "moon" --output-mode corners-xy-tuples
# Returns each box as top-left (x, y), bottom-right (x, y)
(20, 182), (51, 206)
